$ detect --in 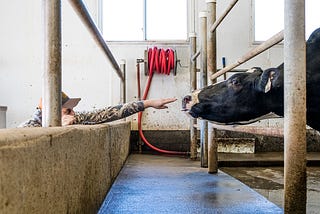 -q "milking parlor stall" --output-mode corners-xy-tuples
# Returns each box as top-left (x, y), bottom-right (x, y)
(1, 0), (320, 213)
